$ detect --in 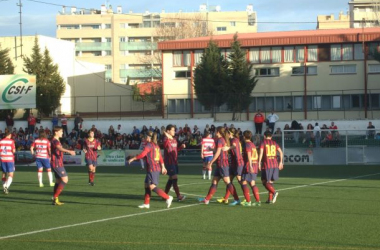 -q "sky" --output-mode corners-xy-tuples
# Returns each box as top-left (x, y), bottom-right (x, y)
(0, 0), (351, 37)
